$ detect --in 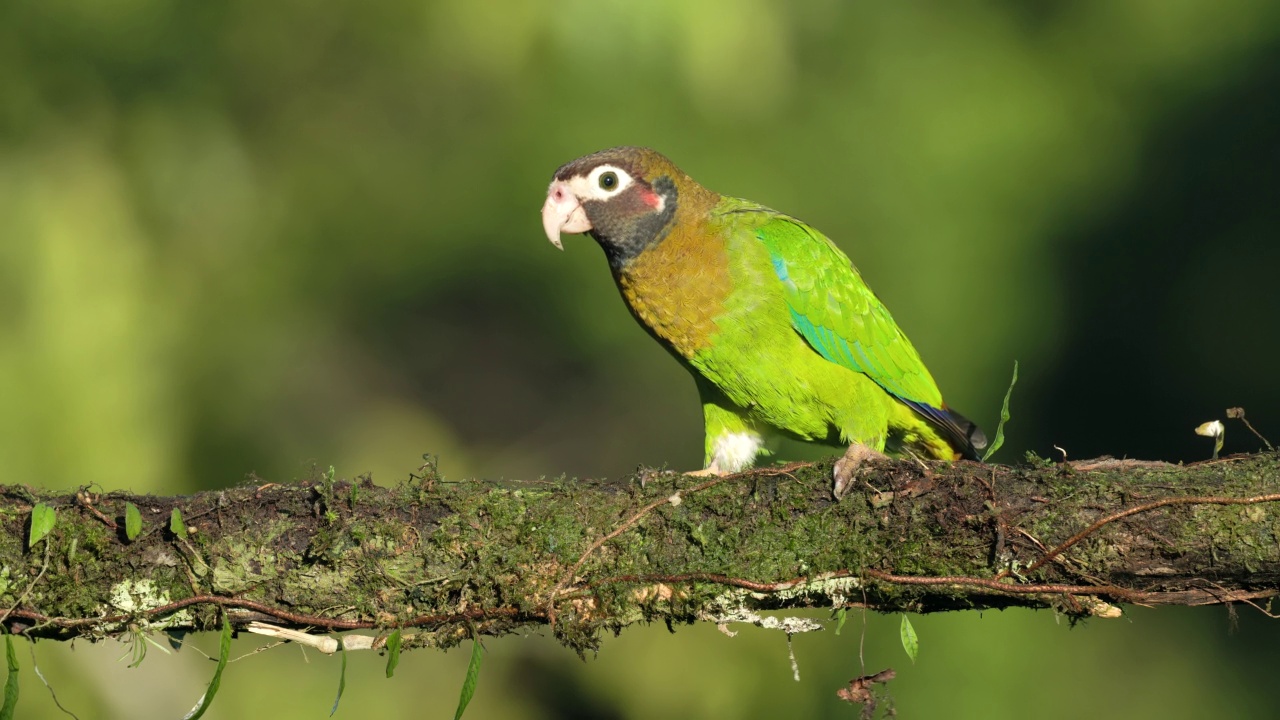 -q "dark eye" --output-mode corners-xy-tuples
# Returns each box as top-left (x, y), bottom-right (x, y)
(598, 171), (618, 190)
